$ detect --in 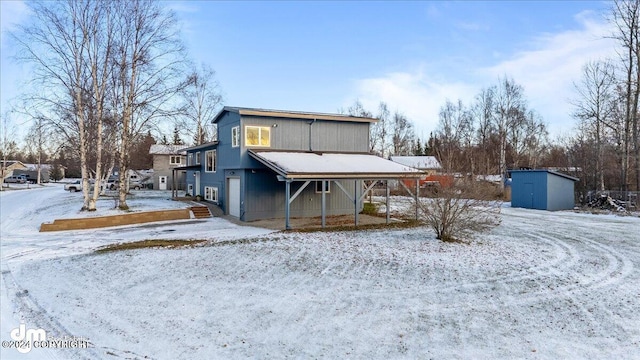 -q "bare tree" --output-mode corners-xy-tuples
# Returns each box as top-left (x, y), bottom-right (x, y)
(493, 77), (526, 189)
(111, 0), (187, 209)
(435, 99), (472, 173)
(611, 0), (640, 191)
(13, 0), (112, 210)
(391, 111), (415, 156)
(471, 86), (497, 175)
(418, 180), (501, 242)
(572, 60), (617, 190)
(180, 63), (223, 145)
(370, 102), (391, 157)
